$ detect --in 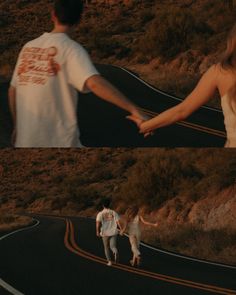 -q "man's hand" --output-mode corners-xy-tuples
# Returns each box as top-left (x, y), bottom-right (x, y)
(126, 114), (143, 128)
(119, 230), (124, 236)
(126, 114), (154, 138)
